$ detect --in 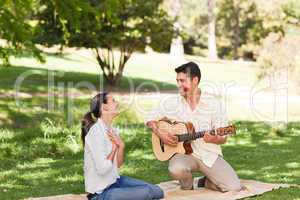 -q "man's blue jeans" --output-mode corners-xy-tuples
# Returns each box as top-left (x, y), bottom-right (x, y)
(91, 176), (164, 200)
